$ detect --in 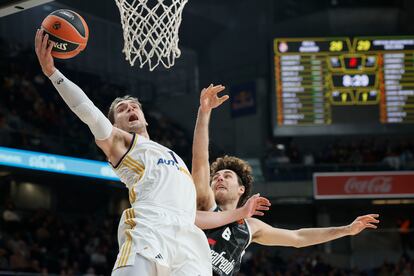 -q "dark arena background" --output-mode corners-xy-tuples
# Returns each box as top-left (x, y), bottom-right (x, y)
(1, 0), (414, 275)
